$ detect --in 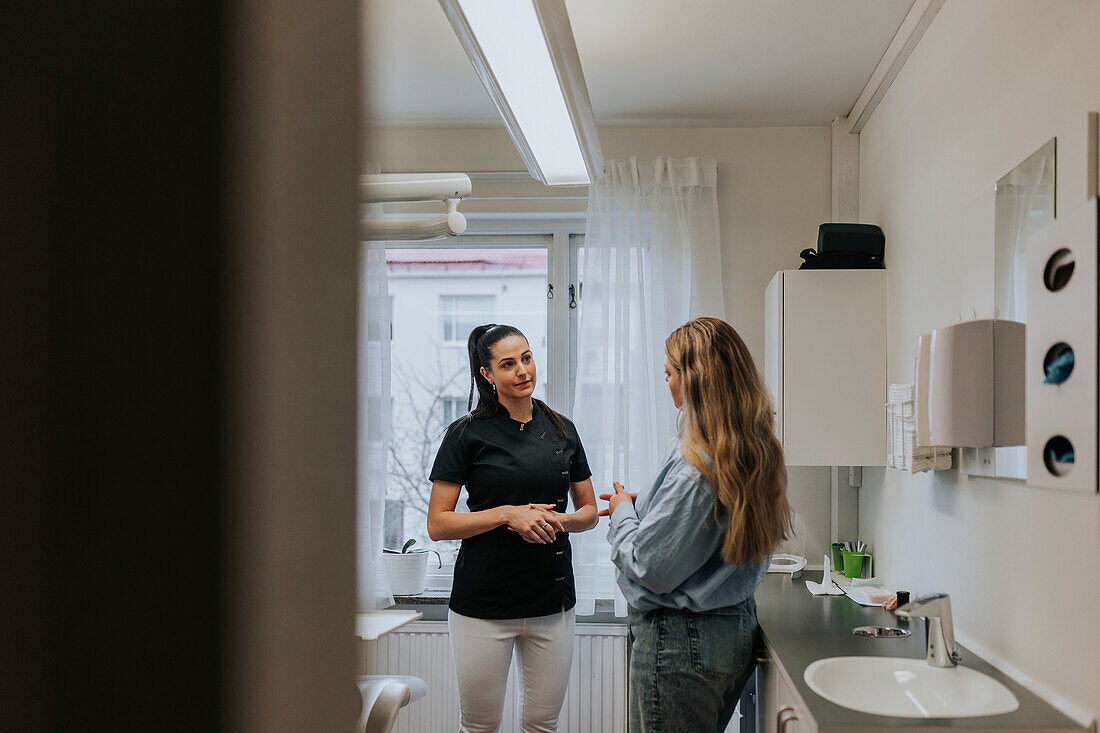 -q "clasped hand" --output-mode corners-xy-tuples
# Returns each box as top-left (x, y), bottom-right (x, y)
(597, 481), (638, 521)
(505, 504), (566, 544)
